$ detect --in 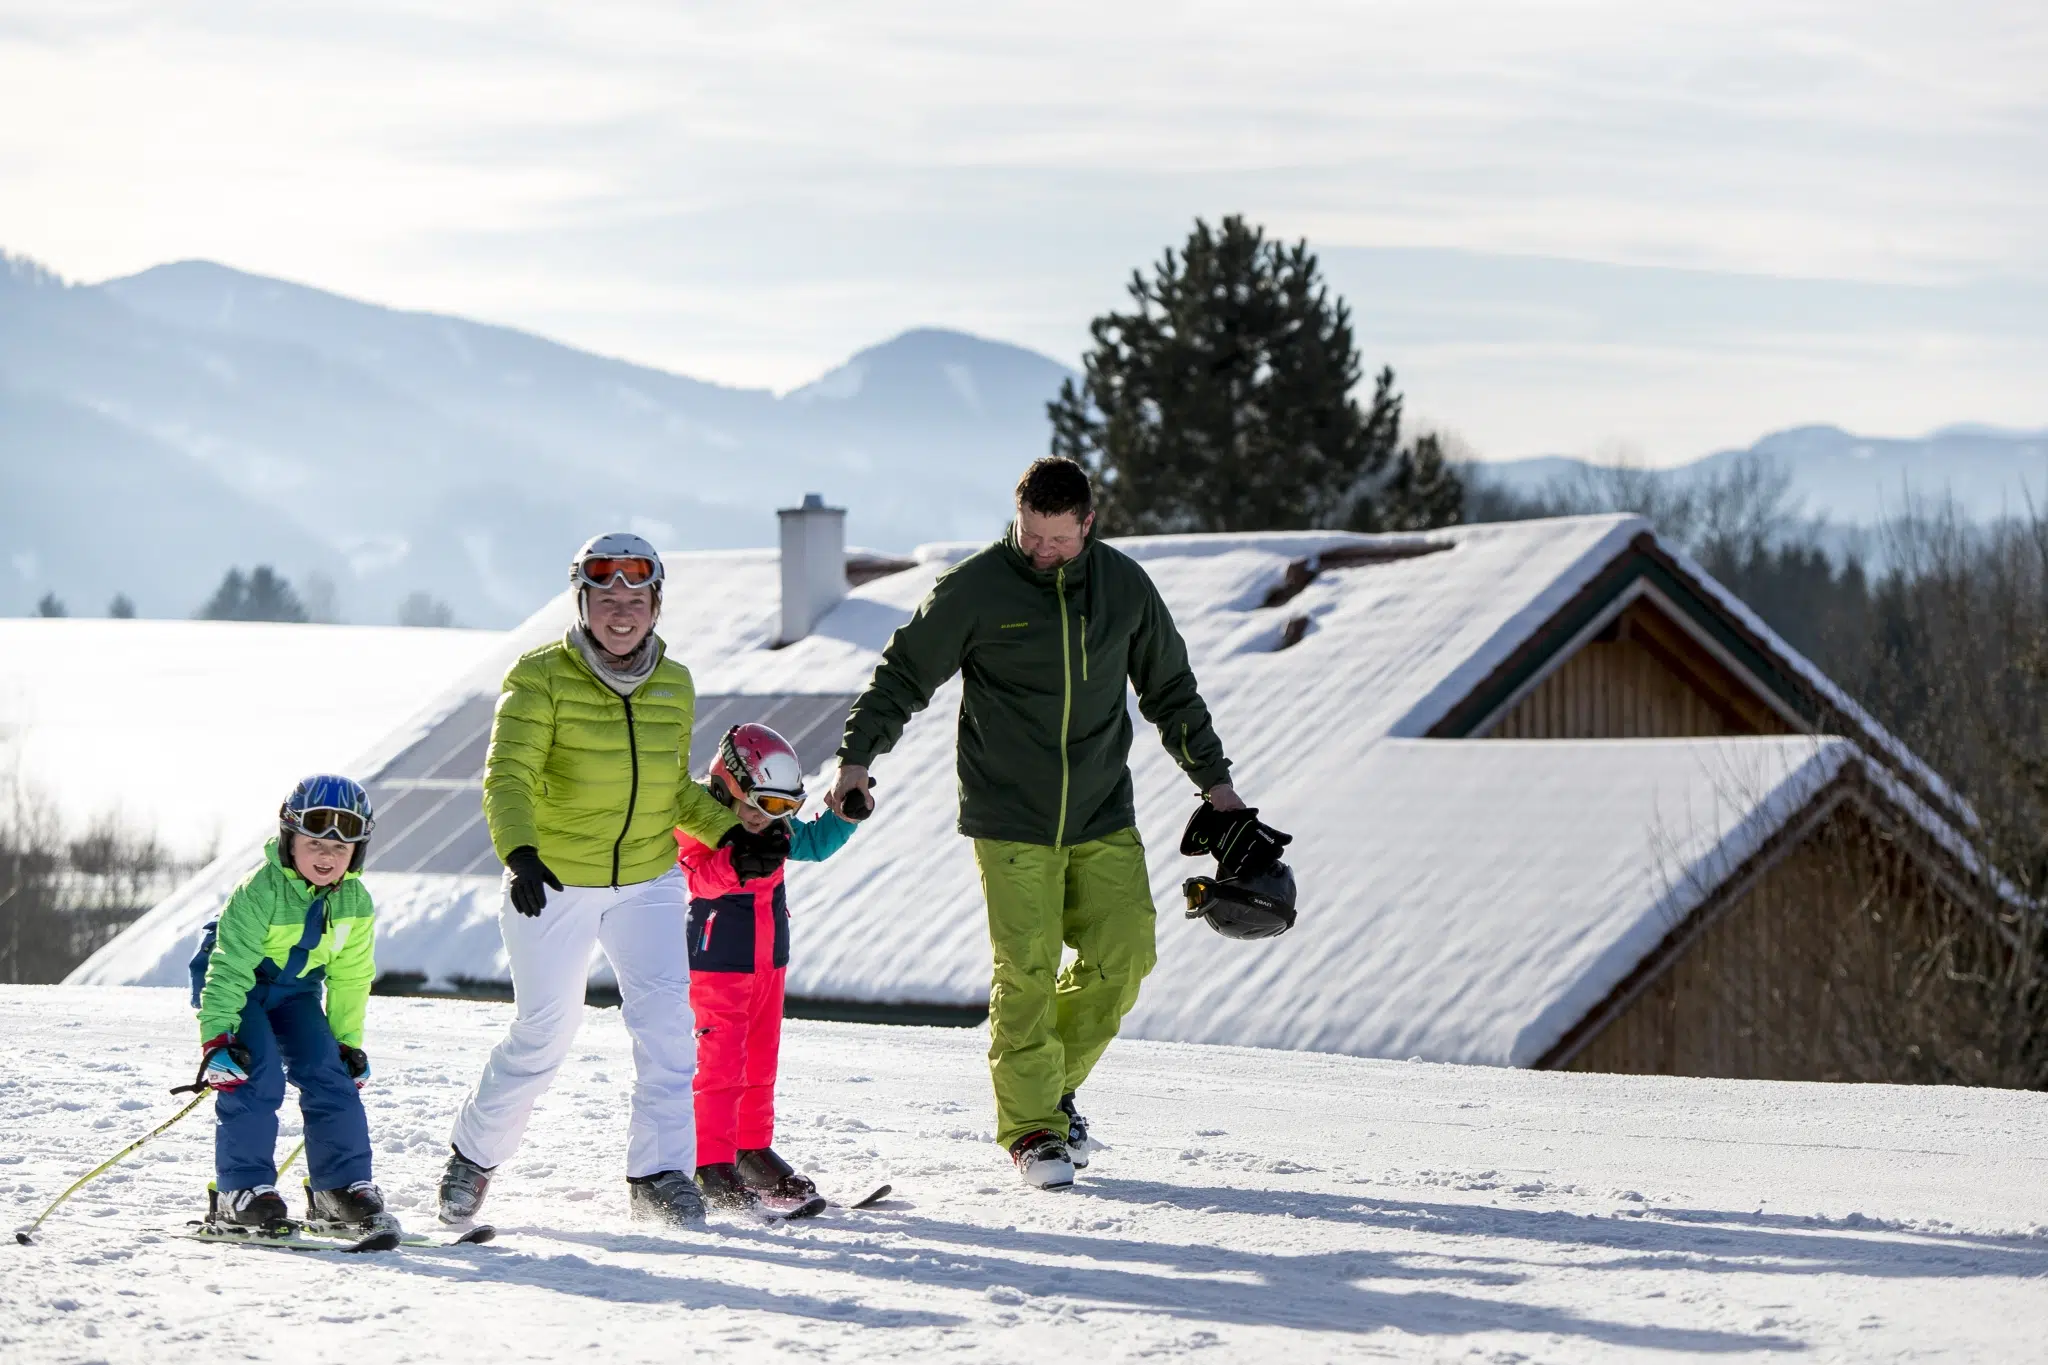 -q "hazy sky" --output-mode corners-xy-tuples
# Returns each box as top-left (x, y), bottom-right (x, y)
(3, 1), (2043, 462)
